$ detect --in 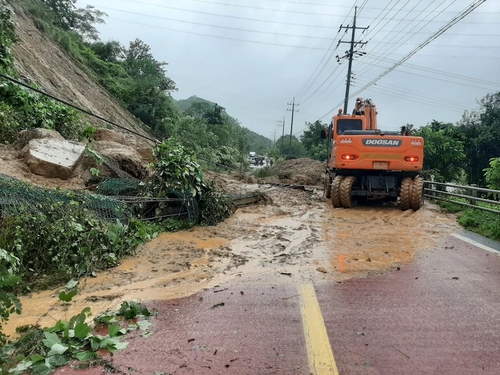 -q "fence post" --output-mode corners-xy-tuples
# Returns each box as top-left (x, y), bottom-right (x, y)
(430, 174), (435, 198)
(470, 184), (478, 205)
